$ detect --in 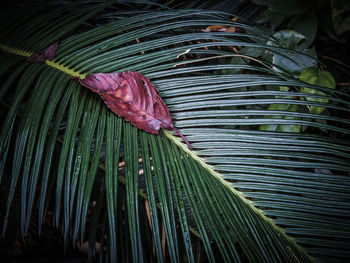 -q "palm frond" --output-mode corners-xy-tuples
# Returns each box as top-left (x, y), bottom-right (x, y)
(1, 1), (349, 262)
